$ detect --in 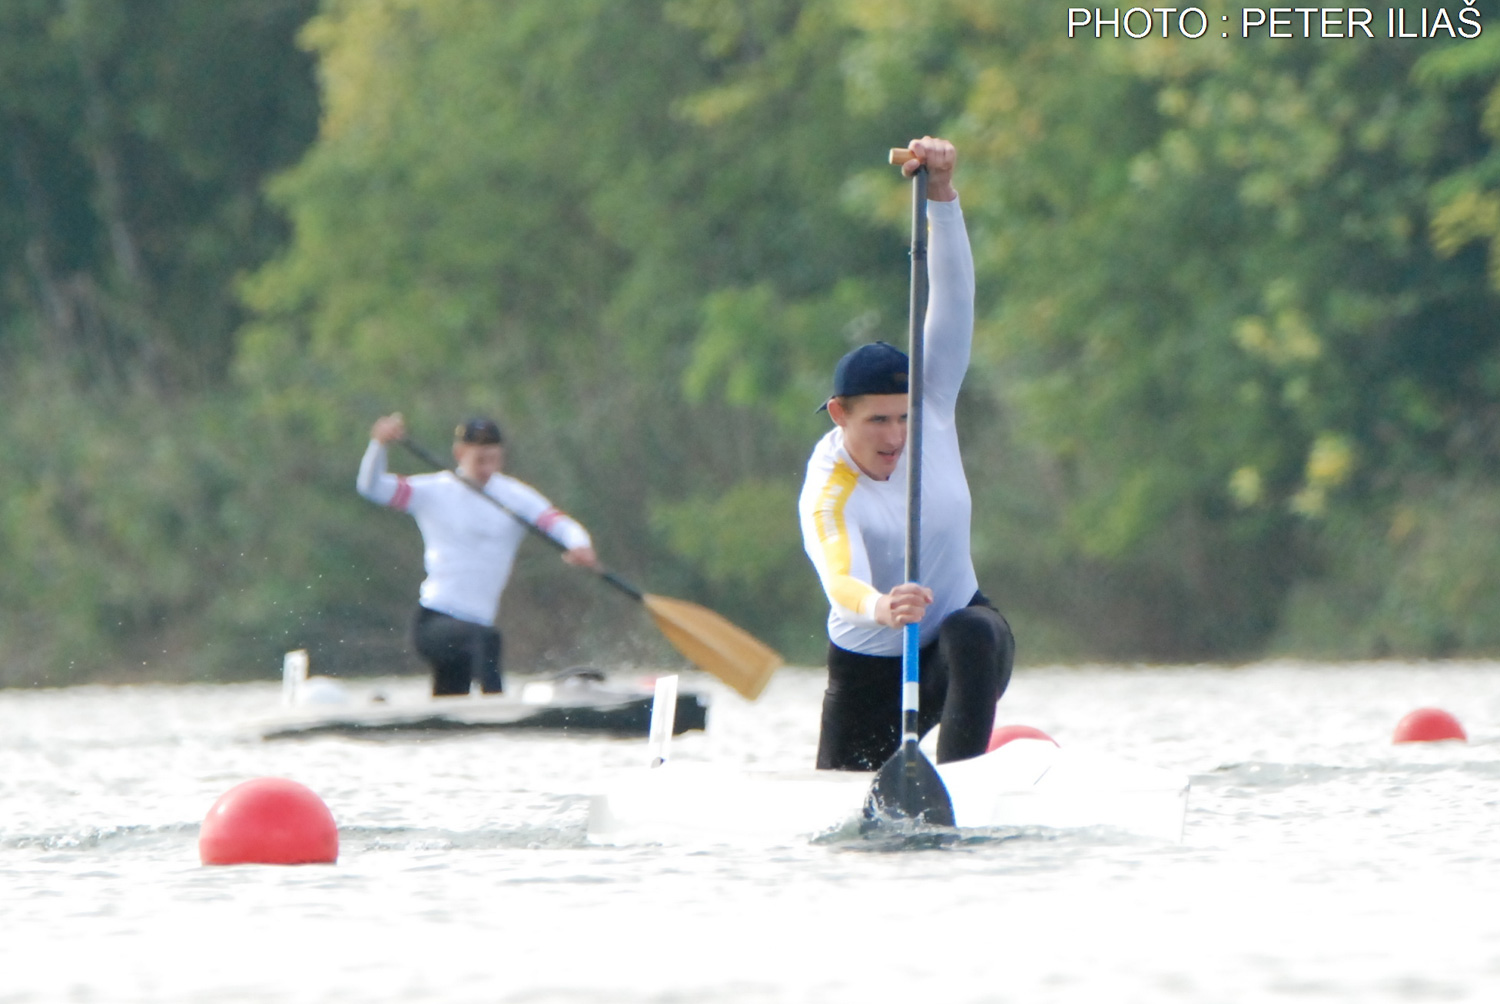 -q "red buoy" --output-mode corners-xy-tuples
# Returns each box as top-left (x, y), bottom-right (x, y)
(1392, 708), (1467, 744)
(987, 724), (1059, 752)
(199, 777), (339, 865)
